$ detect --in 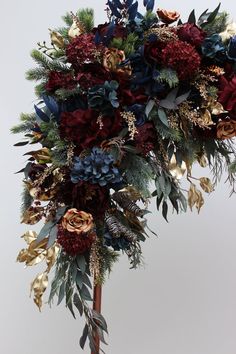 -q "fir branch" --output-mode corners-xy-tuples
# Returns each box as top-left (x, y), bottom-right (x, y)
(21, 184), (33, 216)
(26, 67), (49, 81)
(203, 12), (229, 36)
(62, 12), (73, 27)
(35, 82), (47, 97)
(157, 68), (179, 88)
(77, 8), (94, 33)
(121, 153), (154, 198)
(152, 116), (182, 142)
(11, 113), (36, 134)
(30, 49), (51, 70)
(55, 87), (82, 100)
